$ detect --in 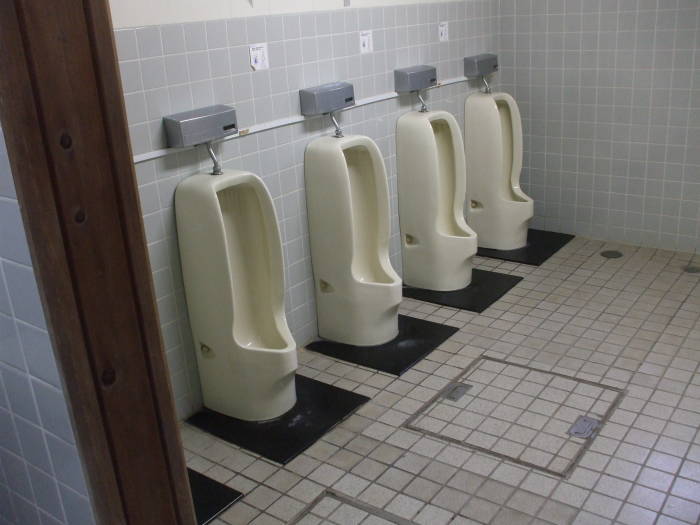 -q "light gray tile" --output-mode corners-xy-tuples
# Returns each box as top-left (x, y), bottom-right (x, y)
(27, 465), (63, 520)
(59, 485), (95, 525)
(45, 435), (87, 496)
(31, 380), (74, 444)
(135, 26), (163, 59)
(206, 20), (228, 49)
(2, 366), (39, 424)
(161, 24), (186, 55)
(114, 29), (138, 61)
(183, 22), (207, 51)
(0, 200), (30, 266)
(0, 408), (21, 455)
(140, 57), (167, 90)
(17, 323), (60, 389)
(0, 313), (23, 370)
(14, 418), (51, 473)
